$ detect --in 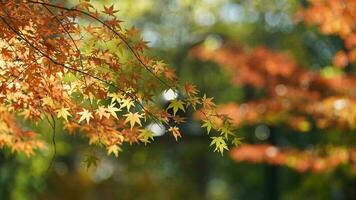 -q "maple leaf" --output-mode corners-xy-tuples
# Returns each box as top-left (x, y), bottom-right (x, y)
(105, 17), (123, 29)
(127, 26), (140, 37)
(220, 125), (234, 138)
(232, 137), (243, 147)
(134, 39), (149, 52)
(168, 126), (181, 141)
(163, 68), (177, 81)
(83, 154), (99, 169)
(210, 136), (229, 156)
(107, 103), (121, 119)
(108, 93), (123, 104)
(167, 100), (185, 116)
(201, 119), (214, 134)
(139, 129), (154, 145)
(187, 96), (200, 110)
(96, 106), (110, 120)
(102, 4), (119, 16)
(124, 112), (143, 128)
(201, 94), (215, 109)
(107, 145), (122, 157)
(78, 109), (94, 124)
(184, 83), (198, 97)
(120, 98), (135, 111)
(173, 115), (186, 124)
(89, 135), (102, 145)
(152, 60), (166, 74)
(42, 97), (55, 108)
(56, 107), (72, 122)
